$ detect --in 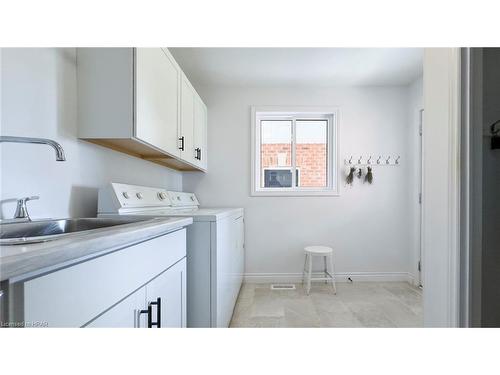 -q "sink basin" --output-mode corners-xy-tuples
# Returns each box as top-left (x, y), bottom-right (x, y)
(0, 218), (149, 245)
